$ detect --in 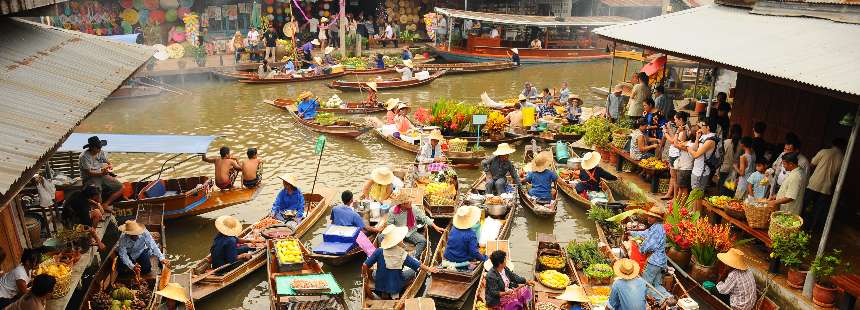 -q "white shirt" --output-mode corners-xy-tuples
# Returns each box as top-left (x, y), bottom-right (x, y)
(395, 66), (413, 81)
(309, 18), (320, 32)
(385, 24), (394, 39)
(807, 147), (843, 195)
(490, 29), (499, 38)
(773, 151), (810, 186)
(0, 265), (29, 298)
(692, 133), (716, 176)
(247, 30), (259, 42)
